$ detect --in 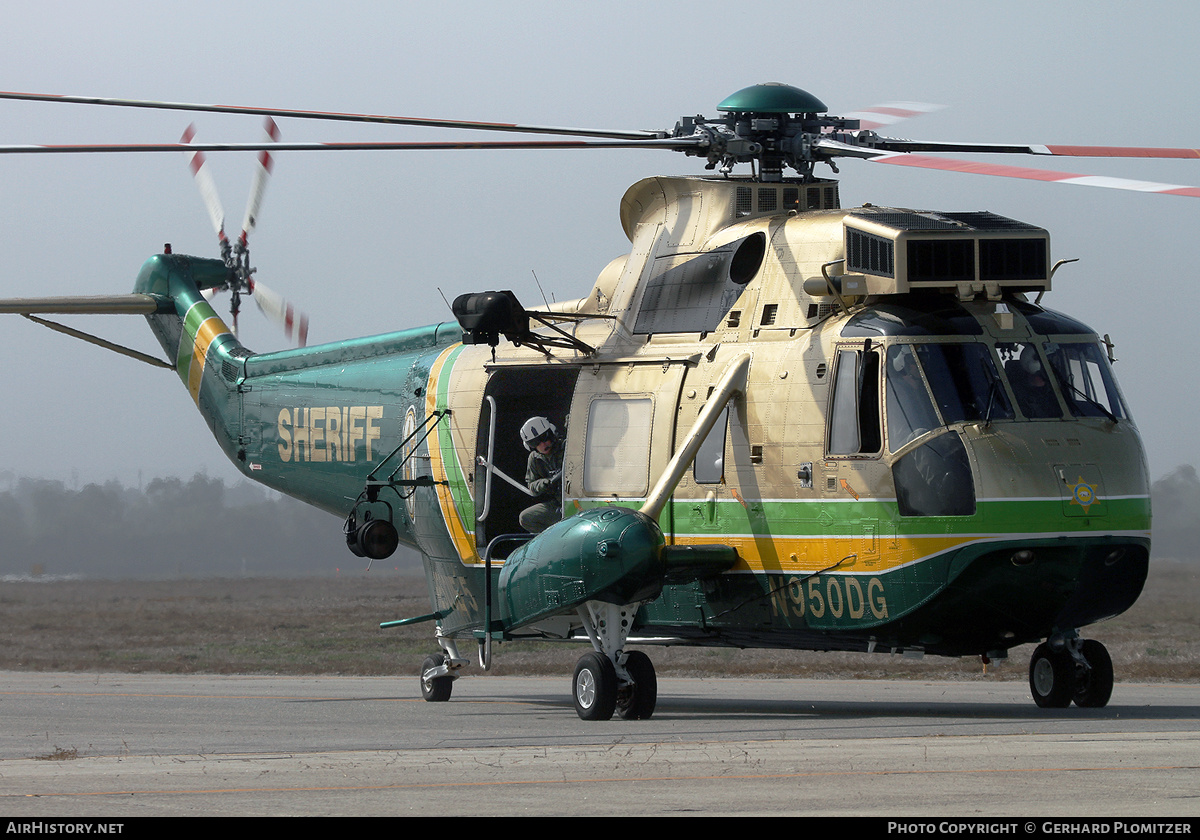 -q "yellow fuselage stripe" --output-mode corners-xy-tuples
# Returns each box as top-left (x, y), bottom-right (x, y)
(426, 346), (477, 562)
(186, 316), (231, 403)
